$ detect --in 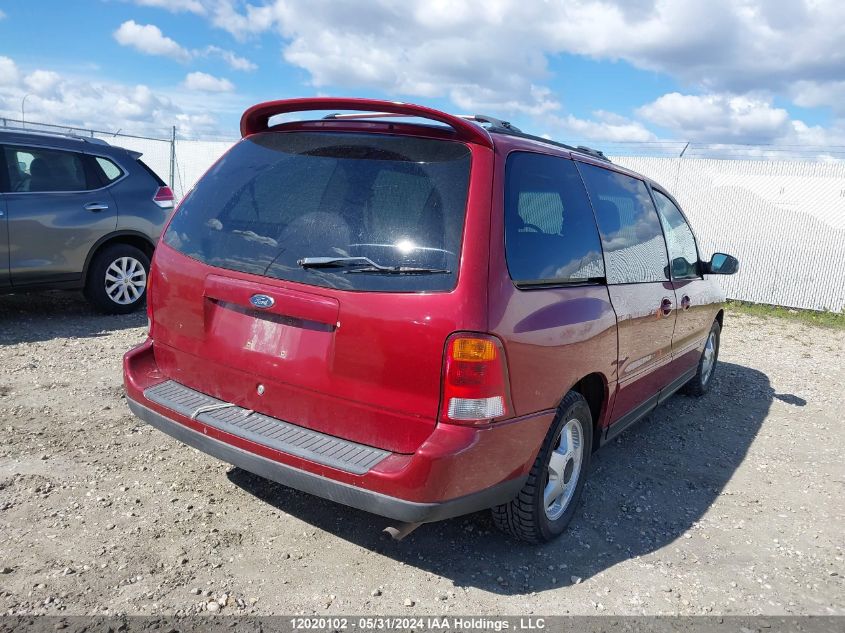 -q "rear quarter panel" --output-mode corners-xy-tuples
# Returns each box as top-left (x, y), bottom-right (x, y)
(106, 154), (171, 241)
(487, 142), (618, 427)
